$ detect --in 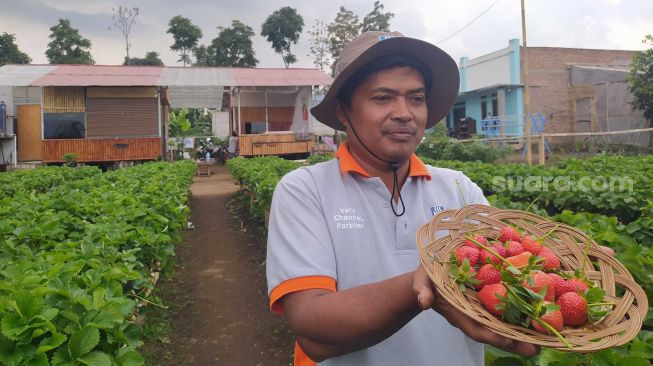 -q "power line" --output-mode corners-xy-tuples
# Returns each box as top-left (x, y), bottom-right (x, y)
(436, 0), (501, 45)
